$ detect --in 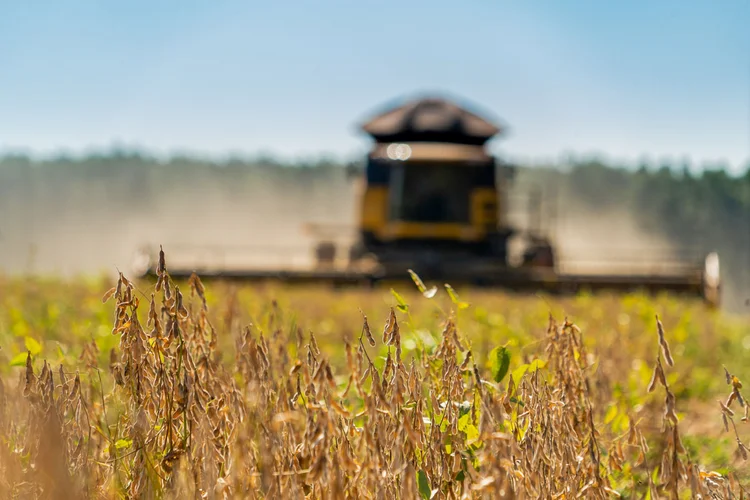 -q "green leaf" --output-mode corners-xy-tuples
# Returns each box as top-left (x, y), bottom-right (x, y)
(390, 288), (409, 313)
(417, 470), (431, 500)
(458, 401), (472, 418)
(10, 352), (28, 367)
(528, 359), (546, 372)
(115, 439), (132, 450)
(439, 415), (449, 432)
(24, 337), (42, 356)
(613, 412), (629, 434)
(11, 315), (29, 338)
(408, 269), (438, 299)
(445, 283), (459, 302)
(457, 420), (471, 438)
(511, 358), (546, 383)
(458, 413), (480, 443)
(604, 404), (618, 425)
(489, 346), (511, 383)
(444, 284), (469, 309)
(408, 269), (427, 293)
(414, 447), (425, 465)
